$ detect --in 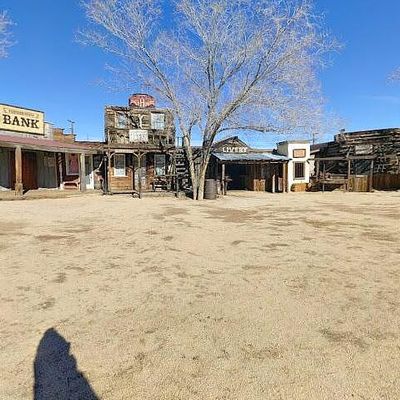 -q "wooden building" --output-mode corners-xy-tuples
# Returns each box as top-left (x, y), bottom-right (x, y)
(104, 94), (176, 196)
(208, 137), (290, 193)
(311, 128), (400, 191)
(0, 104), (102, 195)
